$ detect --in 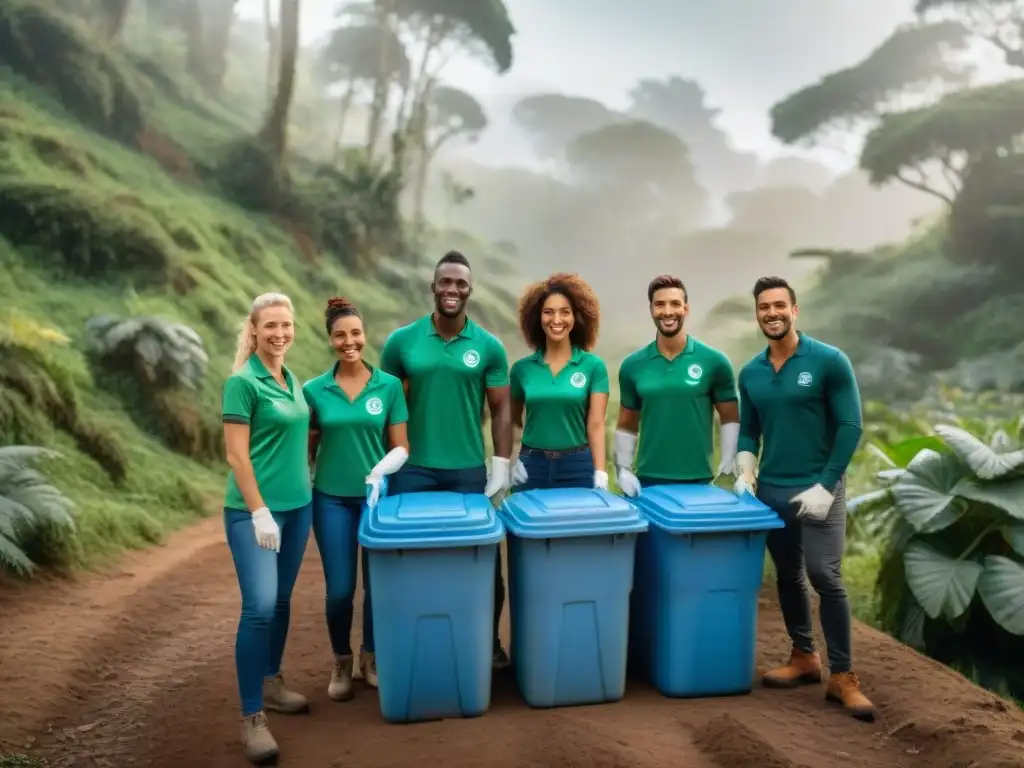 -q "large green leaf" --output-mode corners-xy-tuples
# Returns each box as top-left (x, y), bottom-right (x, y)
(935, 424), (1024, 480)
(888, 436), (947, 466)
(952, 476), (1024, 520)
(903, 540), (982, 620)
(977, 555), (1024, 635)
(1001, 524), (1024, 557)
(891, 448), (968, 532)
